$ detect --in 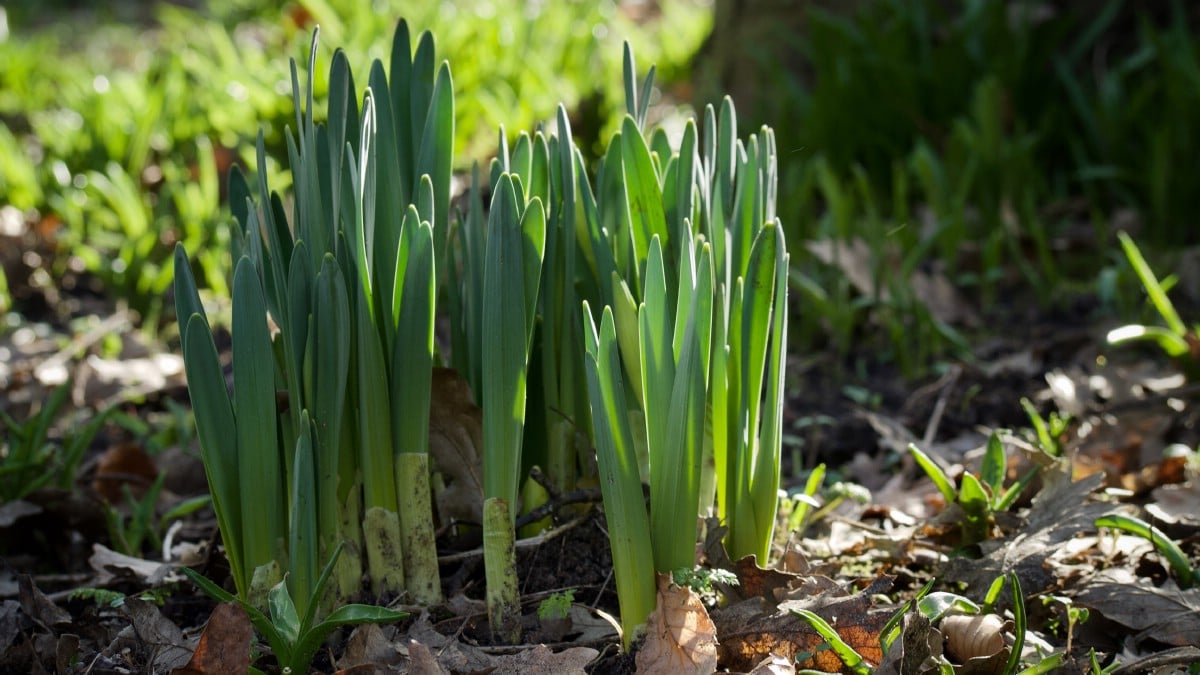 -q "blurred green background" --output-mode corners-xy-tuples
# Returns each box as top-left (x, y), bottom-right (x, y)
(2, 0), (1197, 377)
